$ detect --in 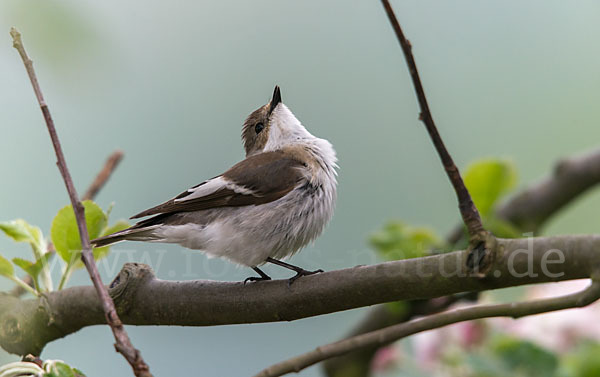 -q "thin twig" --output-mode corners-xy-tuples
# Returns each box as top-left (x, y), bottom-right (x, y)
(10, 28), (152, 377)
(323, 294), (475, 376)
(82, 150), (124, 201)
(255, 277), (600, 377)
(9, 150), (124, 298)
(380, 0), (484, 239)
